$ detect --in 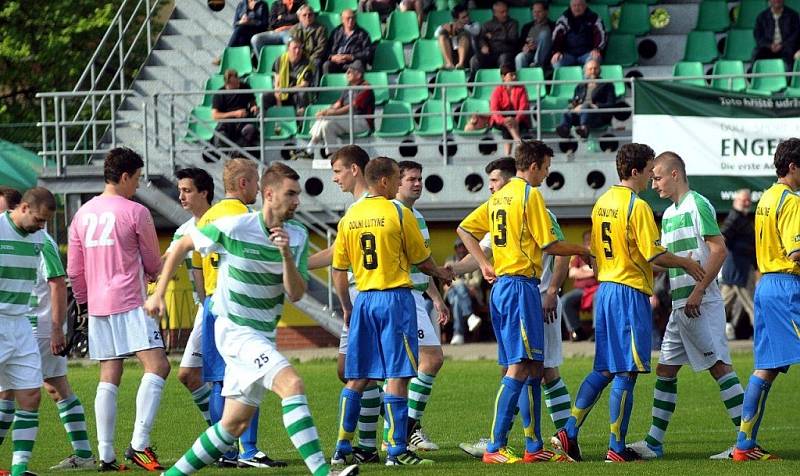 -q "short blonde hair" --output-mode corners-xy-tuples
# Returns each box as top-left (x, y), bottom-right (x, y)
(223, 158), (258, 192)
